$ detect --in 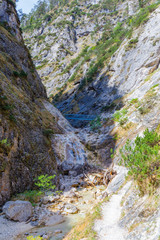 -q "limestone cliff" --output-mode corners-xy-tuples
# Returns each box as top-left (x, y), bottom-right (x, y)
(23, 0), (140, 115)
(0, 0), (92, 207)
